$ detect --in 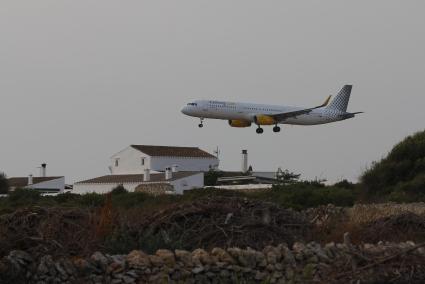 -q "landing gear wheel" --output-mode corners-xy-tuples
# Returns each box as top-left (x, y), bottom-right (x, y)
(273, 126), (281, 133)
(198, 123), (204, 128)
(256, 127), (264, 134)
